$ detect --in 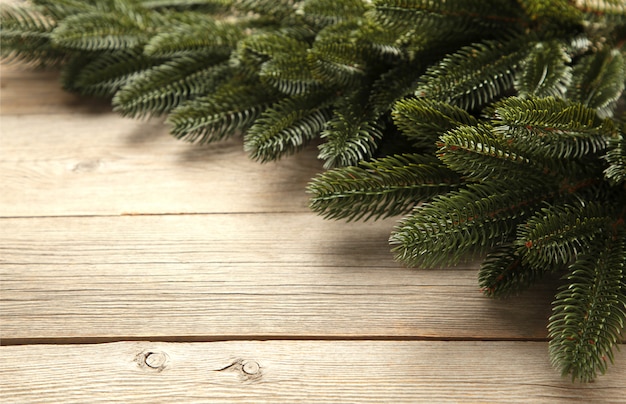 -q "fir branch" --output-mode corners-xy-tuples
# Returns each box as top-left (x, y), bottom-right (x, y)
(478, 244), (544, 298)
(604, 132), (626, 184)
(392, 98), (479, 149)
(166, 78), (280, 143)
(490, 96), (615, 160)
(373, 0), (526, 34)
(367, 63), (424, 118)
(437, 123), (535, 181)
(415, 37), (534, 110)
(515, 203), (613, 269)
(259, 49), (325, 96)
(51, 11), (153, 51)
(140, 0), (233, 11)
(515, 40), (573, 98)
(318, 111), (383, 169)
(517, 0), (583, 26)
(0, 5), (66, 65)
(307, 19), (370, 88)
(308, 153), (462, 221)
(113, 54), (232, 117)
(31, 0), (106, 19)
(549, 229), (626, 382)
(298, 0), (370, 28)
(567, 48), (626, 117)
(64, 49), (163, 98)
(390, 179), (555, 268)
(143, 13), (244, 57)
(244, 92), (334, 162)
(231, 0), (298, 20)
